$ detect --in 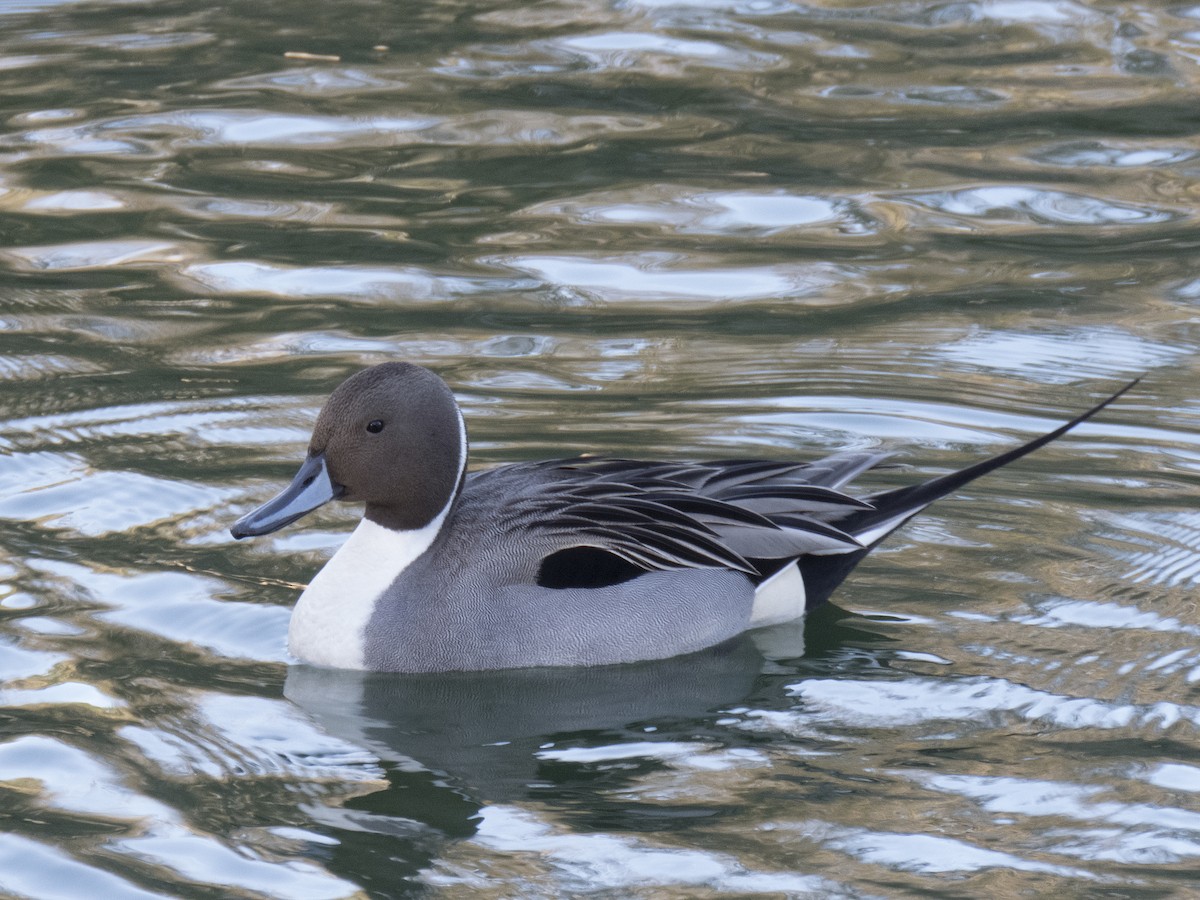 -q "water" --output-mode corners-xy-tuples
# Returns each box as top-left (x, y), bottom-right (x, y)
(1, 0), (1198, 896)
